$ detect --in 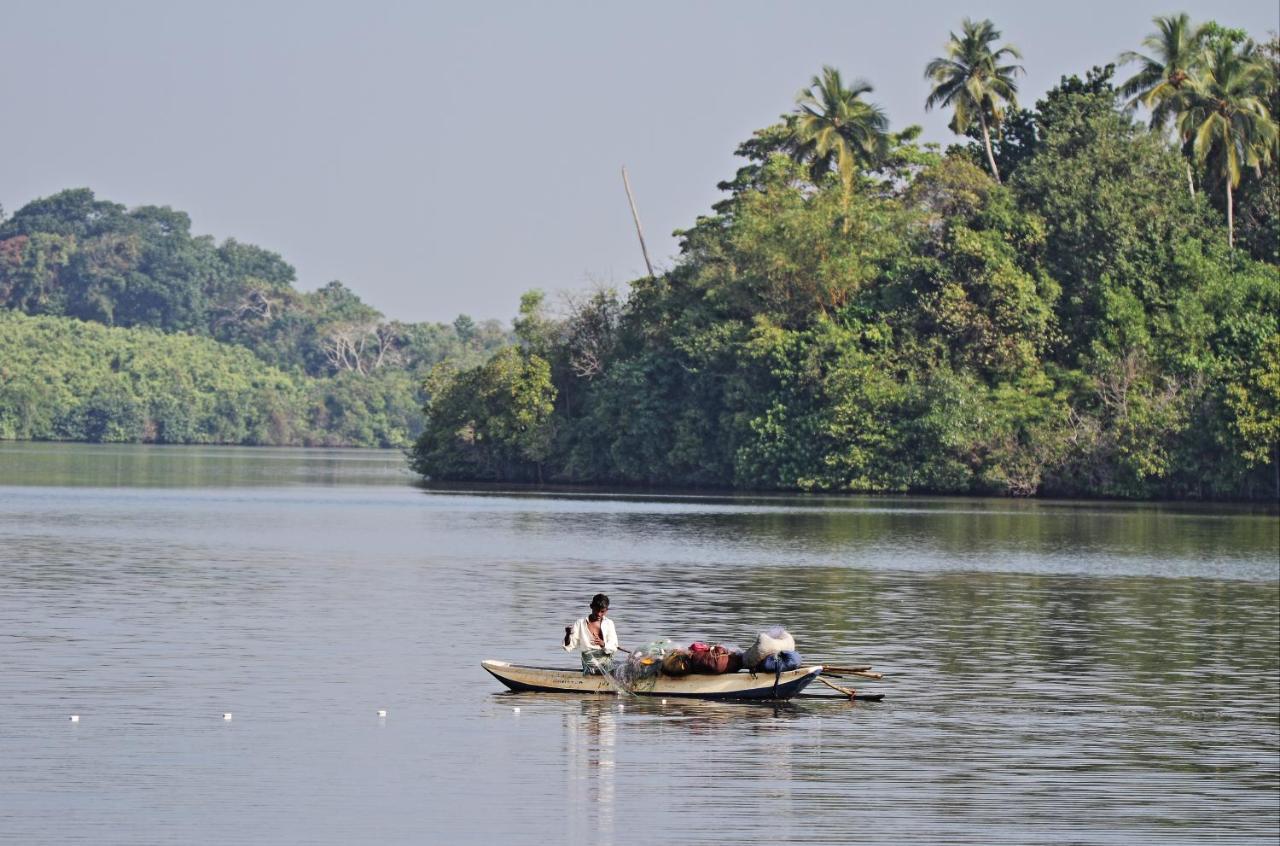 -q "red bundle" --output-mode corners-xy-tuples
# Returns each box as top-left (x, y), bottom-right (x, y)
(686, 644), (743, 674)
